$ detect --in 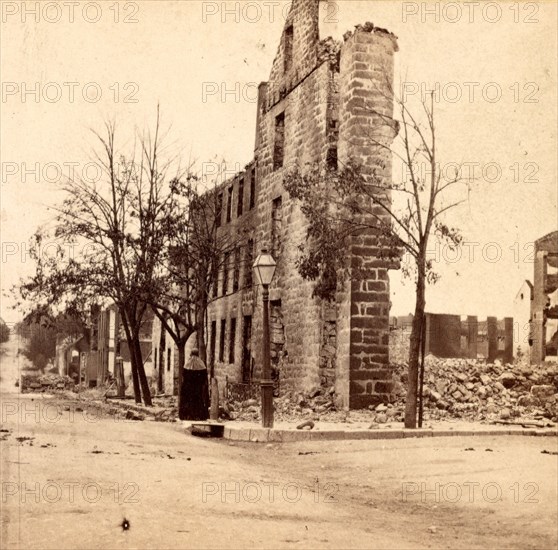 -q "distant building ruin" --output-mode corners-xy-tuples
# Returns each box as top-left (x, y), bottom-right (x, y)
(513, 280), (533, 357)
(531, 231), (558, 363)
